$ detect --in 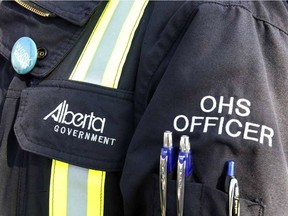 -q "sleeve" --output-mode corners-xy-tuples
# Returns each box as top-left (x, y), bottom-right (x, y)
(121, 1), (288, 216)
